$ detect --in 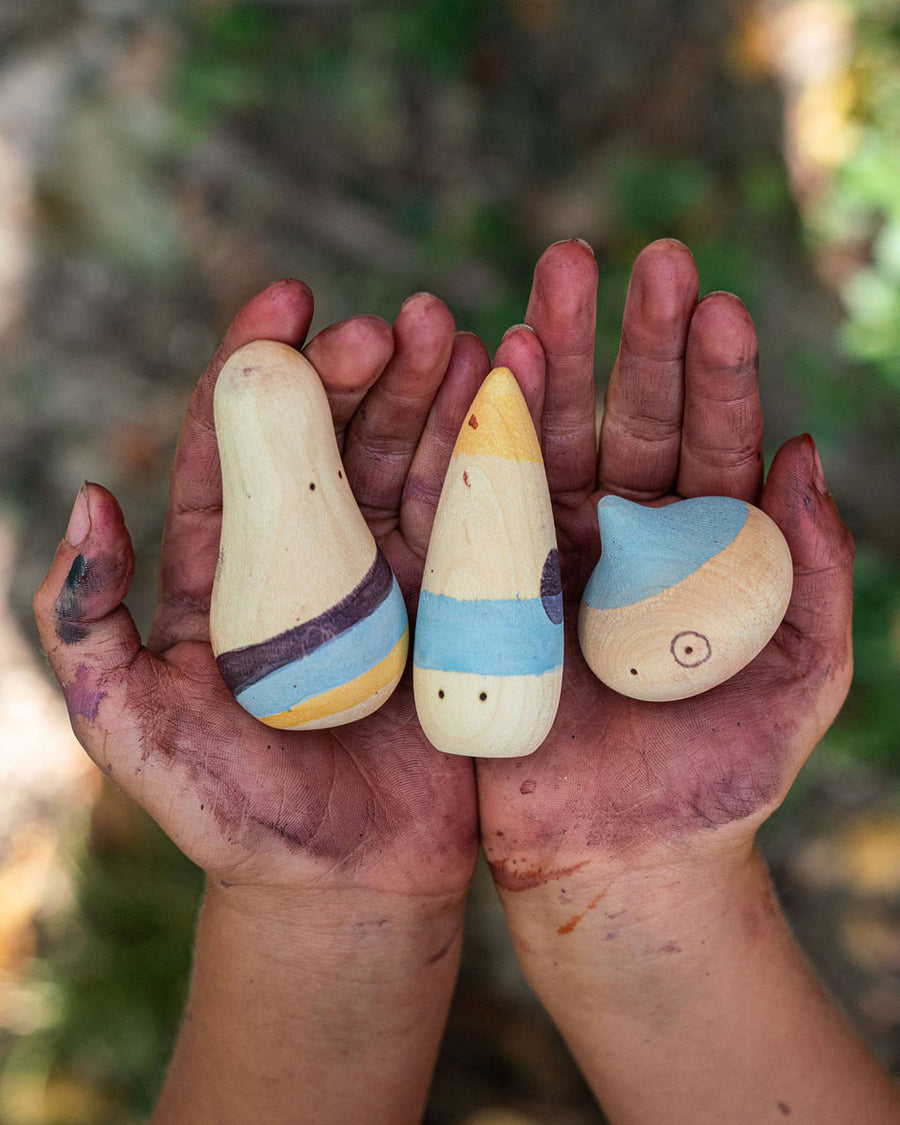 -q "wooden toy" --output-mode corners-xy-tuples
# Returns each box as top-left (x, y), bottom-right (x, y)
(210, 340), (408, 730)
(578, 495), (792, 702)
(413, 366), (563, 757)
